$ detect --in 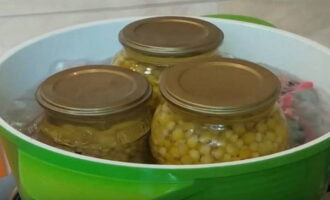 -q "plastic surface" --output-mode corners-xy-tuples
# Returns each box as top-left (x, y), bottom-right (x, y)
(204, 14), (276, 27)
(0, 17), (330, 200)
(1, 128), (329, 200)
